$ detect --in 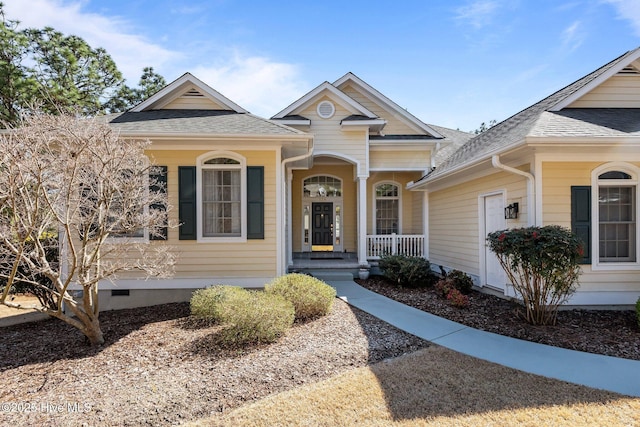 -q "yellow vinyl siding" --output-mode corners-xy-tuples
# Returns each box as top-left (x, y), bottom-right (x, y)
(369, 150), (431, 170)
(568, 75), (640, 108)
(339, 84), (422, 135)
(300, 98), (368, 175)
(429, 170), (528, 275)
(541, 161), (640, 295)
(146, 148), (279, 279)
(162, 95), (228, 110)
(541, 162), (597, 227)
(291, 165), (357, 252)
